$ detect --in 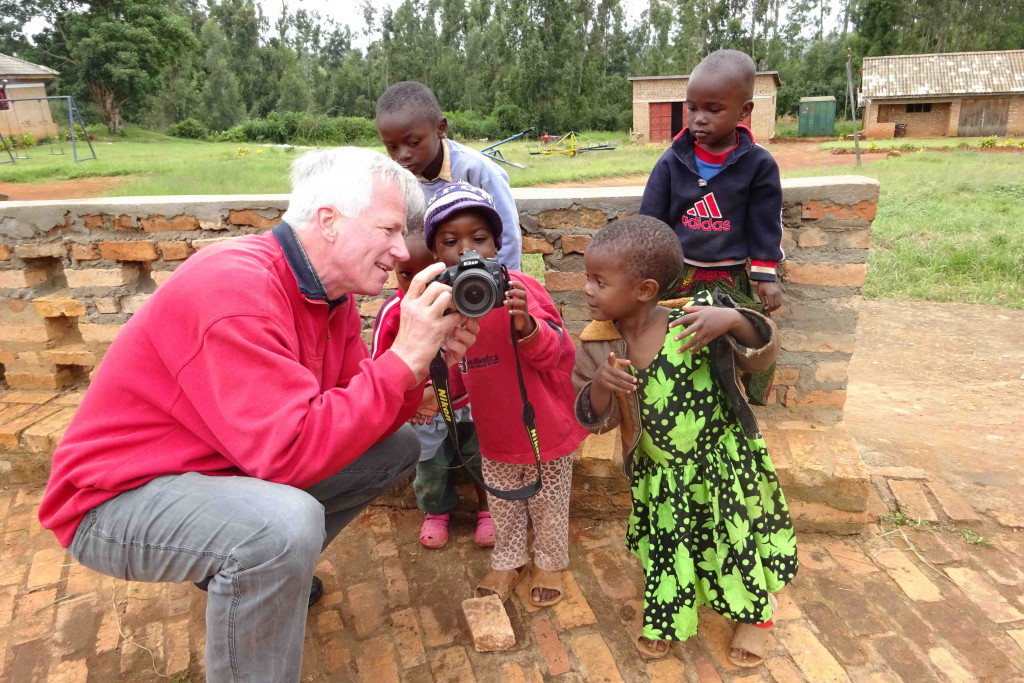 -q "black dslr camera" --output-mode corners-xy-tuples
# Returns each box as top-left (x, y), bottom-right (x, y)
(433, 250), (509, 317)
